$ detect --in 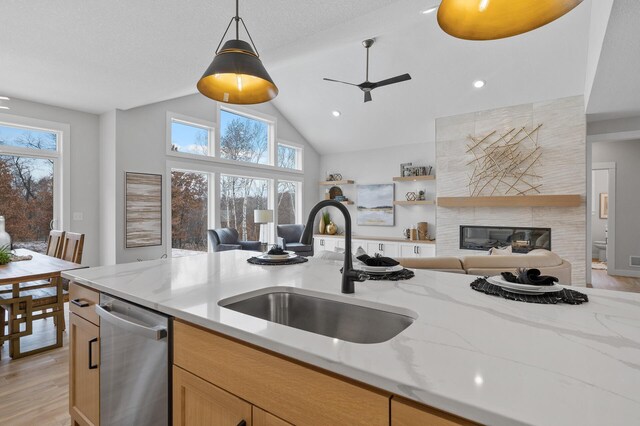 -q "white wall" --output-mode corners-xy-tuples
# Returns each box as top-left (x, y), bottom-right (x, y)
(319, 142), (436, 239)
(106, 94), (319, 264)
(592, 140), (640, 275)
(2, 97), (100, 266)
(584, 0), (615, 109)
